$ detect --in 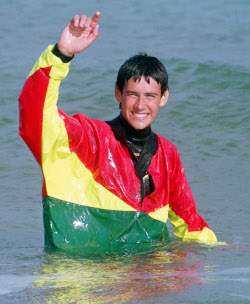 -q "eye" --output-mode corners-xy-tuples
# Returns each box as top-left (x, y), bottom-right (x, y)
(127, 92), (137, 97)
(146, 94), (156, 99)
